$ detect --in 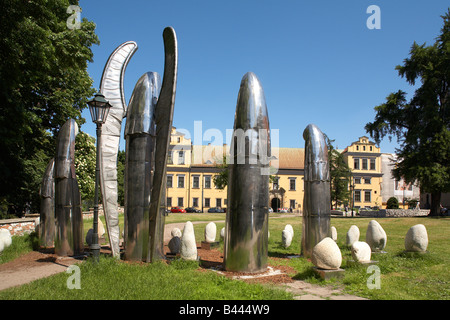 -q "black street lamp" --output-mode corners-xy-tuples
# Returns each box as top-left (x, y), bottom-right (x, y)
(87, 93), (112, 262)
